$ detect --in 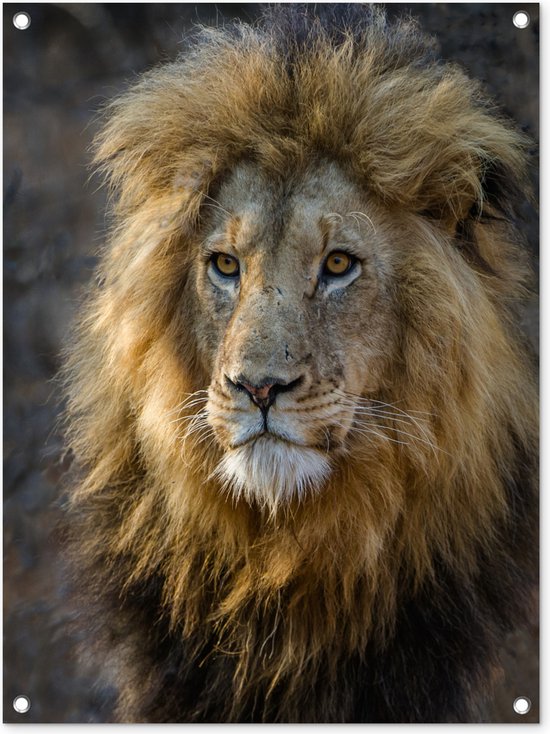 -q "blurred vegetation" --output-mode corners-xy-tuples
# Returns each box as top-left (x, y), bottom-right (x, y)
(3, 3), (538, 723)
